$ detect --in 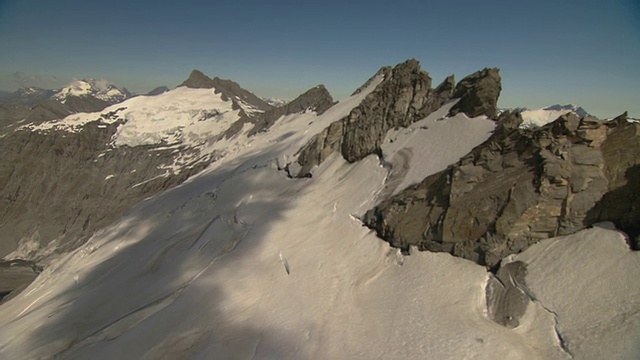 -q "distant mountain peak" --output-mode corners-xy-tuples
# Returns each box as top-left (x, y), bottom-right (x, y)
(520, 104), (592, 128)
(543, 104), (590, 118)
(53, 79), (129, 104)
(179, 70), (217, 89)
